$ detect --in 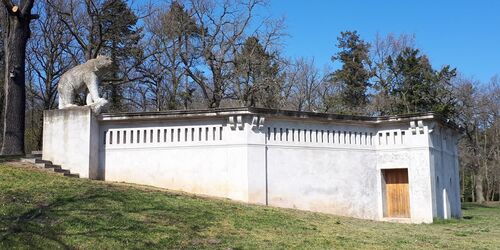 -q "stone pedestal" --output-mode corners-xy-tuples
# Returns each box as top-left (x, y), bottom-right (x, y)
(42, 107), (99, 178)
